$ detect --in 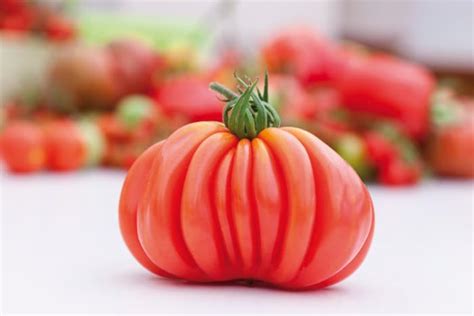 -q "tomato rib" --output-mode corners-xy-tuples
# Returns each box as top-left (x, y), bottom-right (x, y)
(208, 146), (234, 278)
(119, 141), (175, 278)
(258, 128), (316, 284)
(230, 139), (255, 278)
(138, 122), (225, 281)
(224, 149), (244, 276)
(254, 137), (289, 280)
(181, 132), (237, 280)
(247, 141), (262, 279)
(310, 208), (374, 289)
(214, 148), (242, 277)
(283, 127), (375, 288)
